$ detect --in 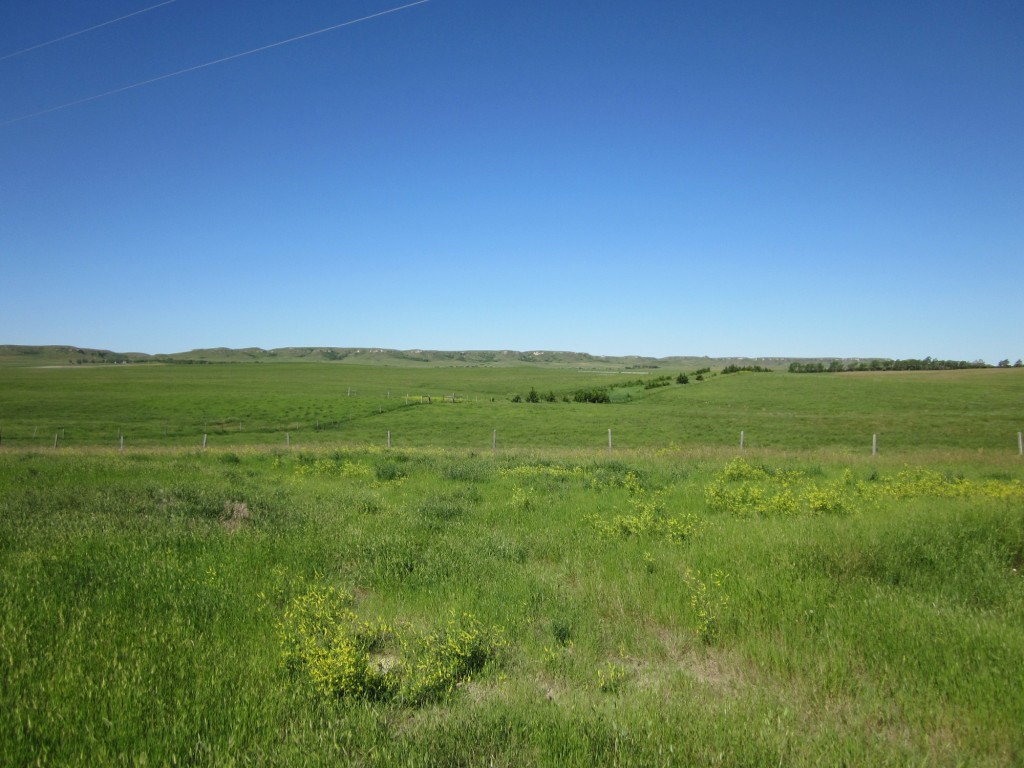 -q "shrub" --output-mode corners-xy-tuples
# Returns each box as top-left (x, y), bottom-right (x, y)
(279, 588), (505, 706)
(684, 568), (729, 644)
(704, 459), (847, 517)
(400, 615), (506, 705)
(278, 588), (398, 701)
(721, 364), (772, 374)
(643, 375), (673, 390)
(573, 388), (610, 404)
(591, 474), (703, 543)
